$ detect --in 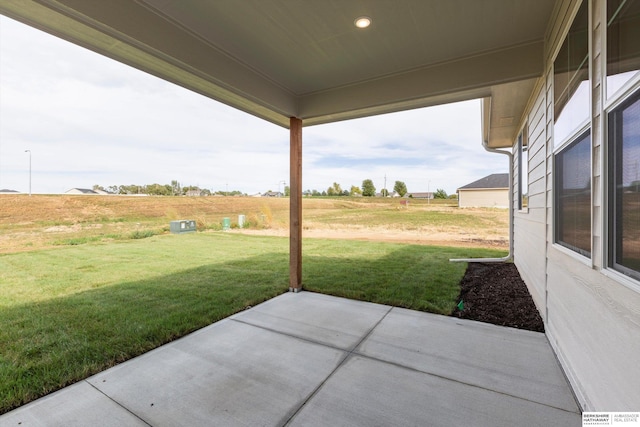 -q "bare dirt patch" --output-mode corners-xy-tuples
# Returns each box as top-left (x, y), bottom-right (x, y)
(233, 227), (507, 249)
